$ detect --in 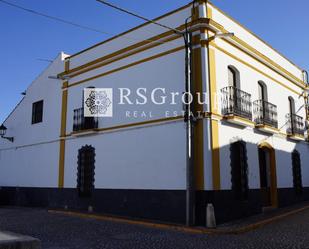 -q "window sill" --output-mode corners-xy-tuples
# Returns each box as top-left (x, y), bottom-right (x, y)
(223, 114), (254, 127)
(255, 124), (279, 134)
(71, 129), (98, 137)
